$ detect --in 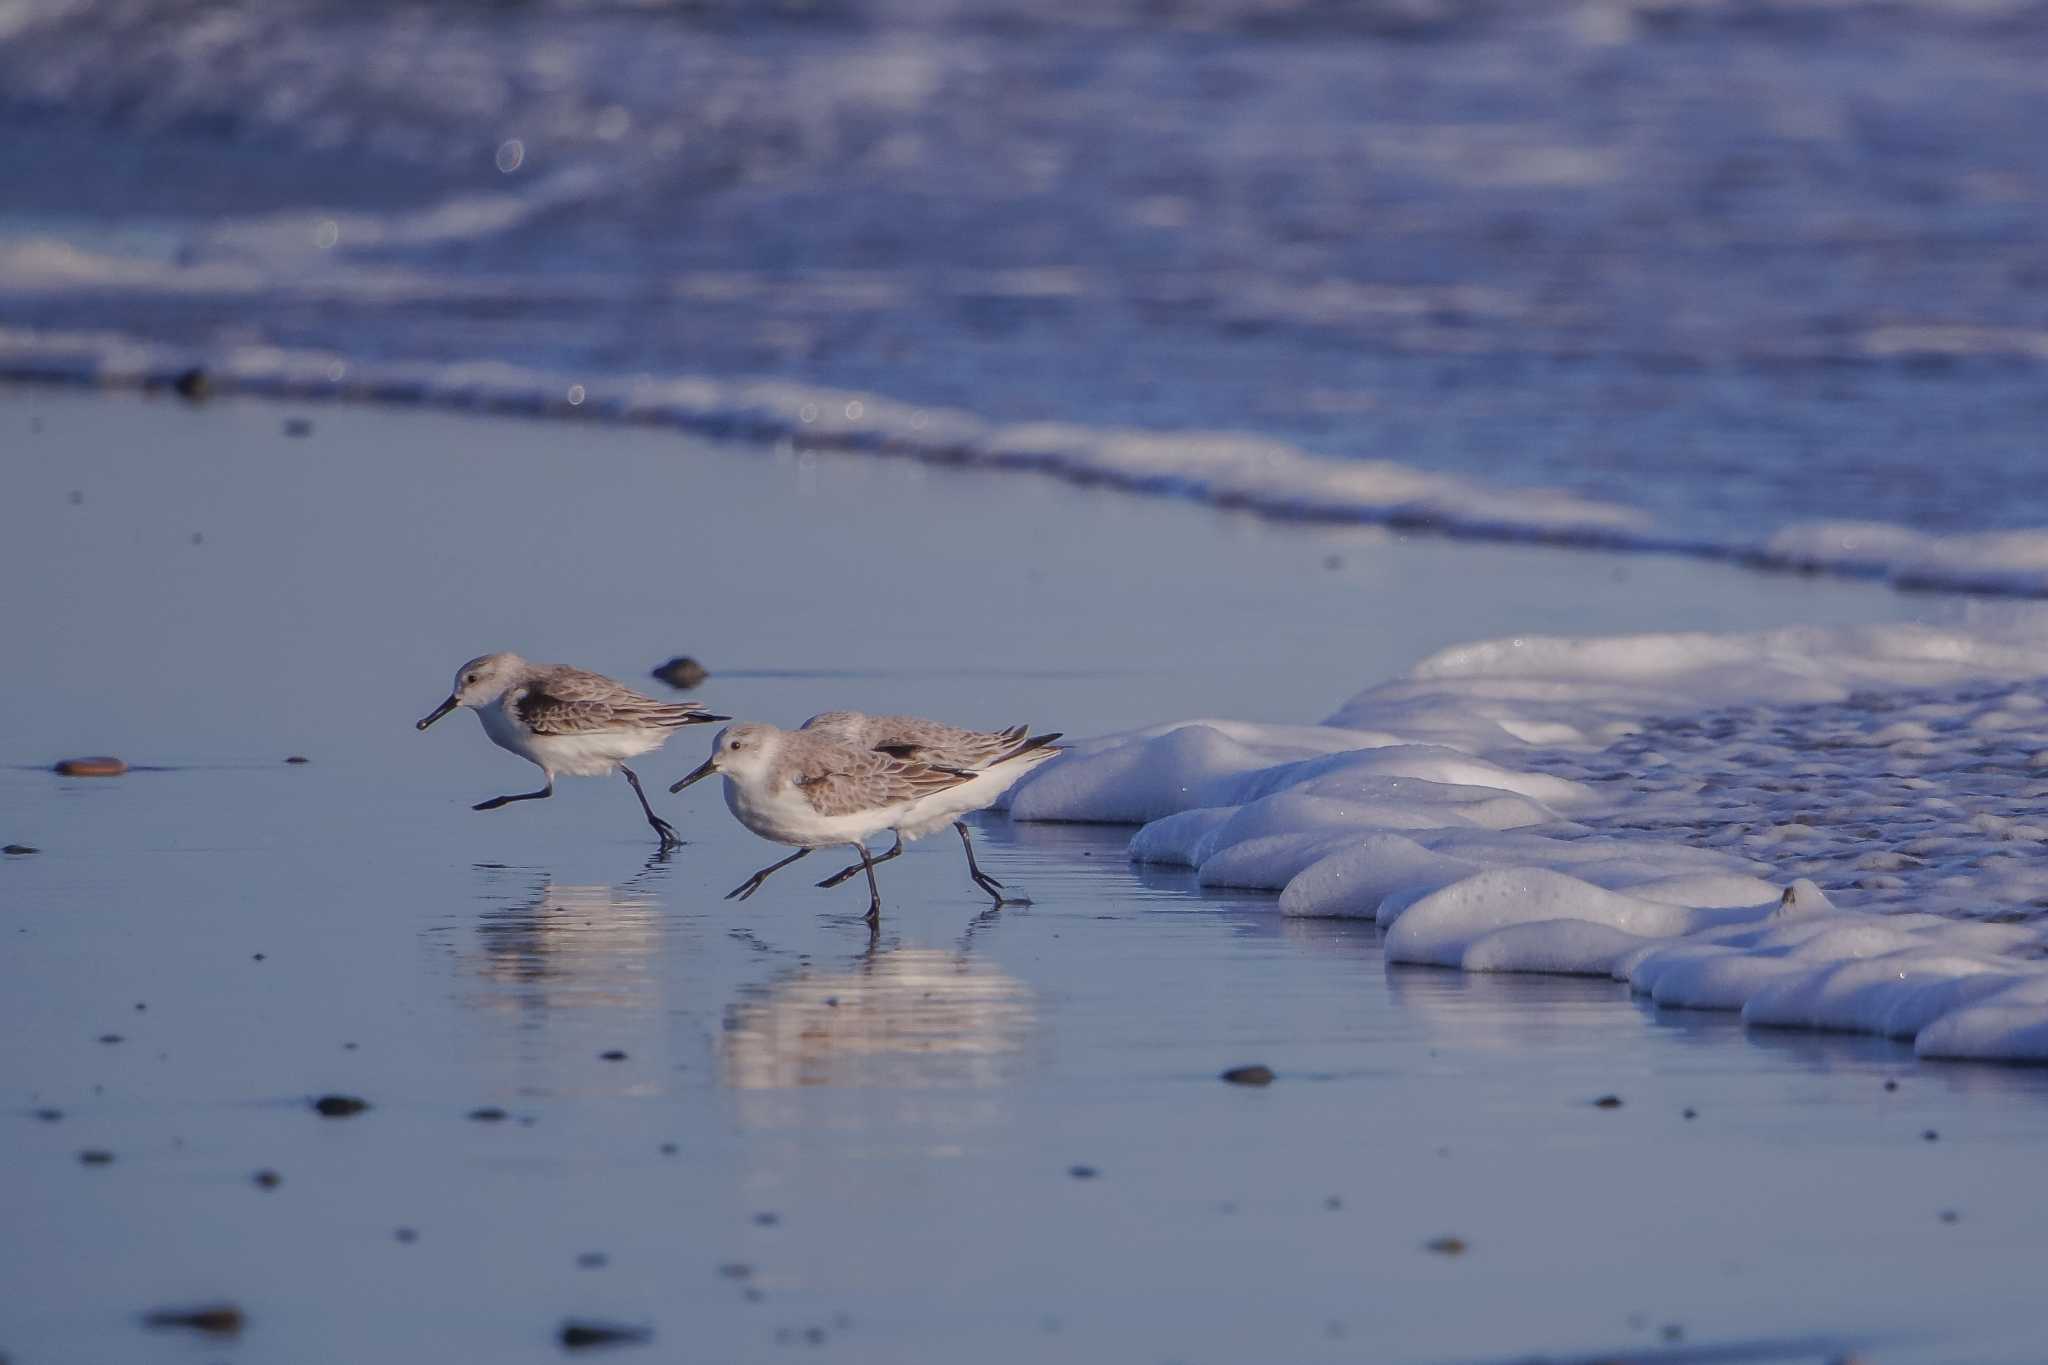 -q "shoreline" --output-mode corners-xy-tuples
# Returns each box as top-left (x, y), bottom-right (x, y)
(7, 341), (2048, 601)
